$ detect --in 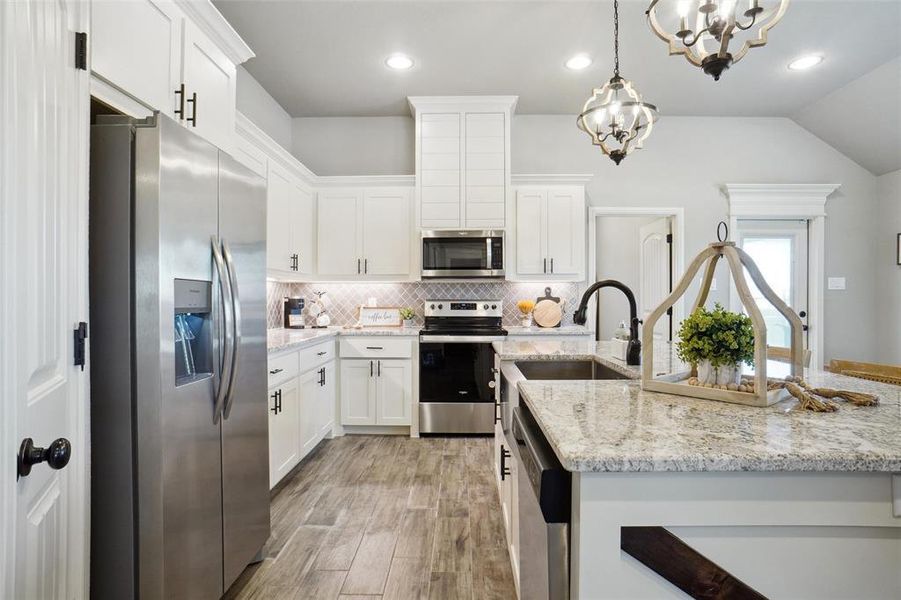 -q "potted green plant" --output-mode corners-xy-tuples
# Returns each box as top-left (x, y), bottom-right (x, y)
(399, 307), (415, 328)
(676, 303), (755, 387)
